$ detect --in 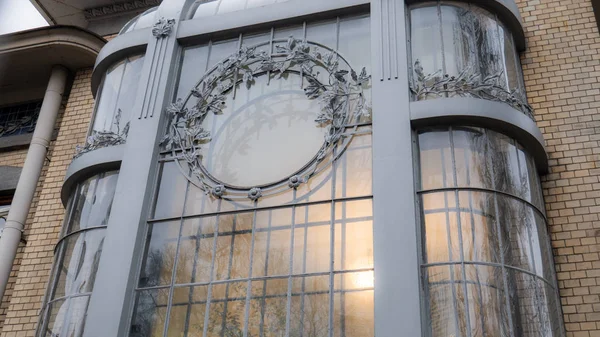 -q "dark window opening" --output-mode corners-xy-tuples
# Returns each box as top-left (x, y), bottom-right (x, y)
(0, 101), (42, 138)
